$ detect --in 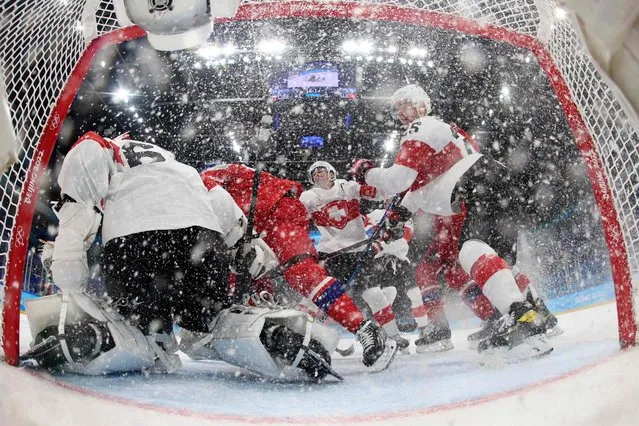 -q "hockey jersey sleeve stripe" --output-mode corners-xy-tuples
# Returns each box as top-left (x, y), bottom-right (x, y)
(359, 184), (378, 199)
(395, 139), (464, 191)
